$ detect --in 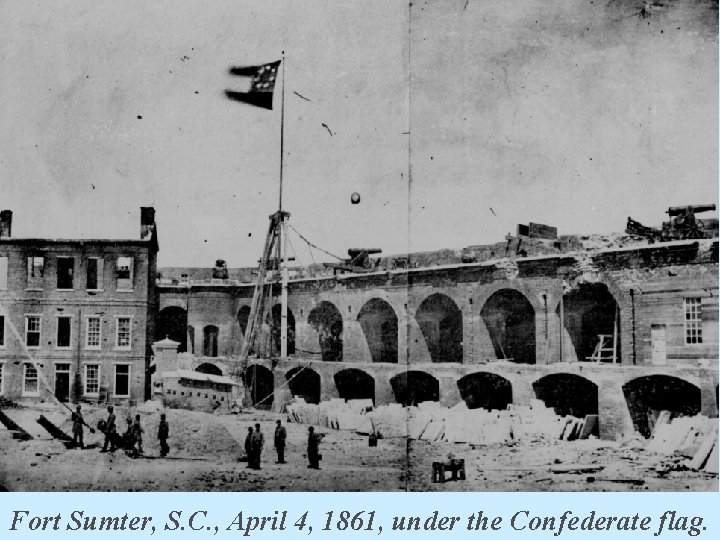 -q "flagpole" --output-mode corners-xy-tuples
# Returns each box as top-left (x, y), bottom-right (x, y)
(279, 51), (289, 359)
(279, 50), (285, 213)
